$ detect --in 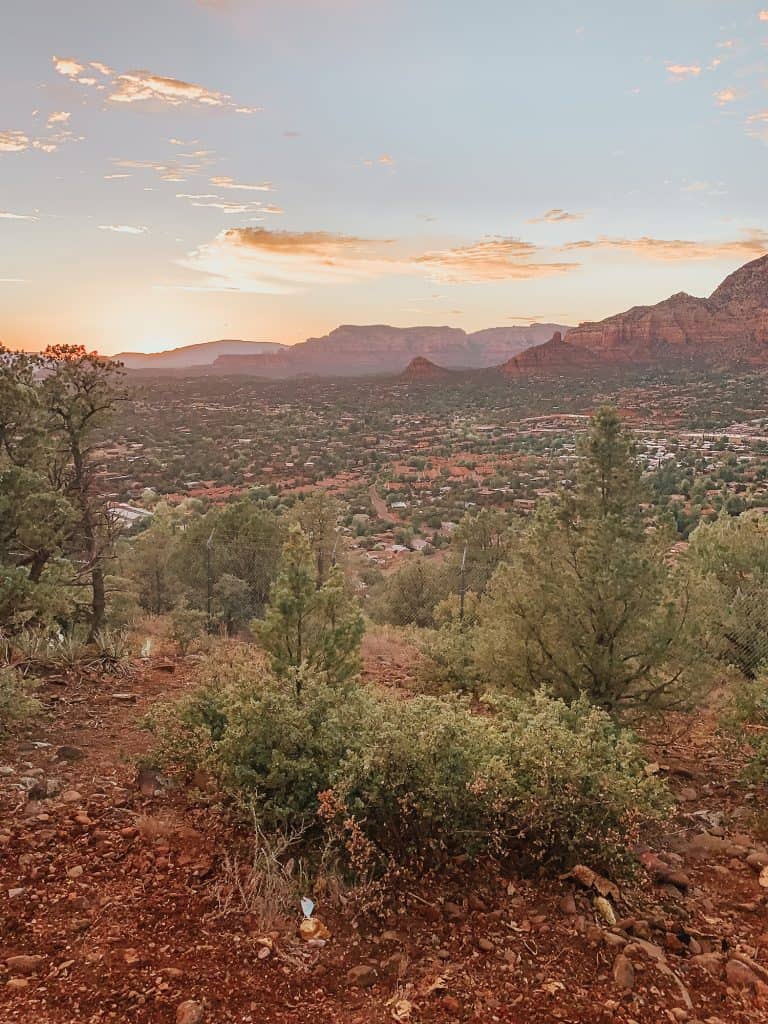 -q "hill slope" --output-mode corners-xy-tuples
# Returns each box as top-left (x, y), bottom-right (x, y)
(113, 339), (286, 369)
